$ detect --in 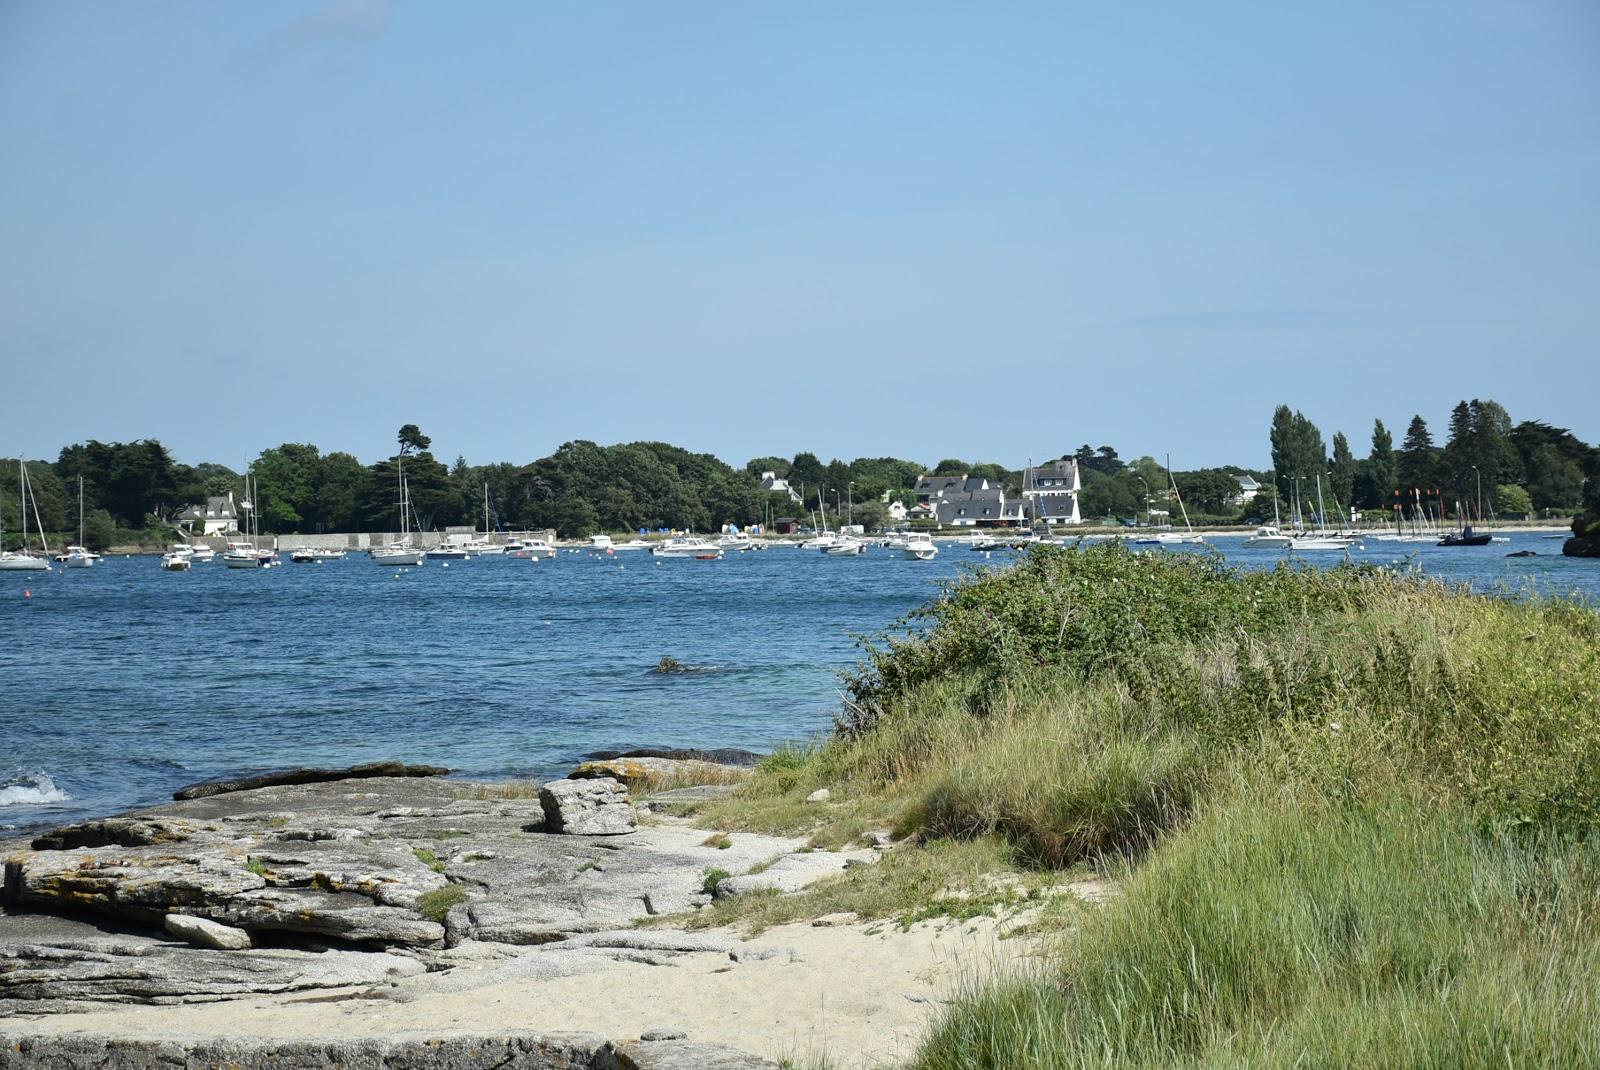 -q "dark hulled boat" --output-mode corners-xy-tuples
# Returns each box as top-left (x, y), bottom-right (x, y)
(1439, 525), (1493, 547)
